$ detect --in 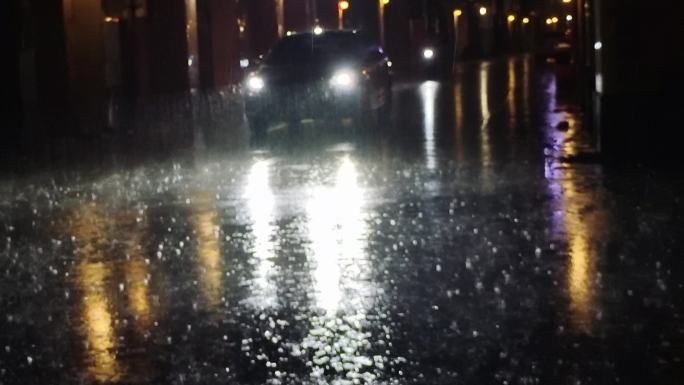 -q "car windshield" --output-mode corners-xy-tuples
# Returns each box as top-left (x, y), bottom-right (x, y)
(265, 33), (366, 65)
